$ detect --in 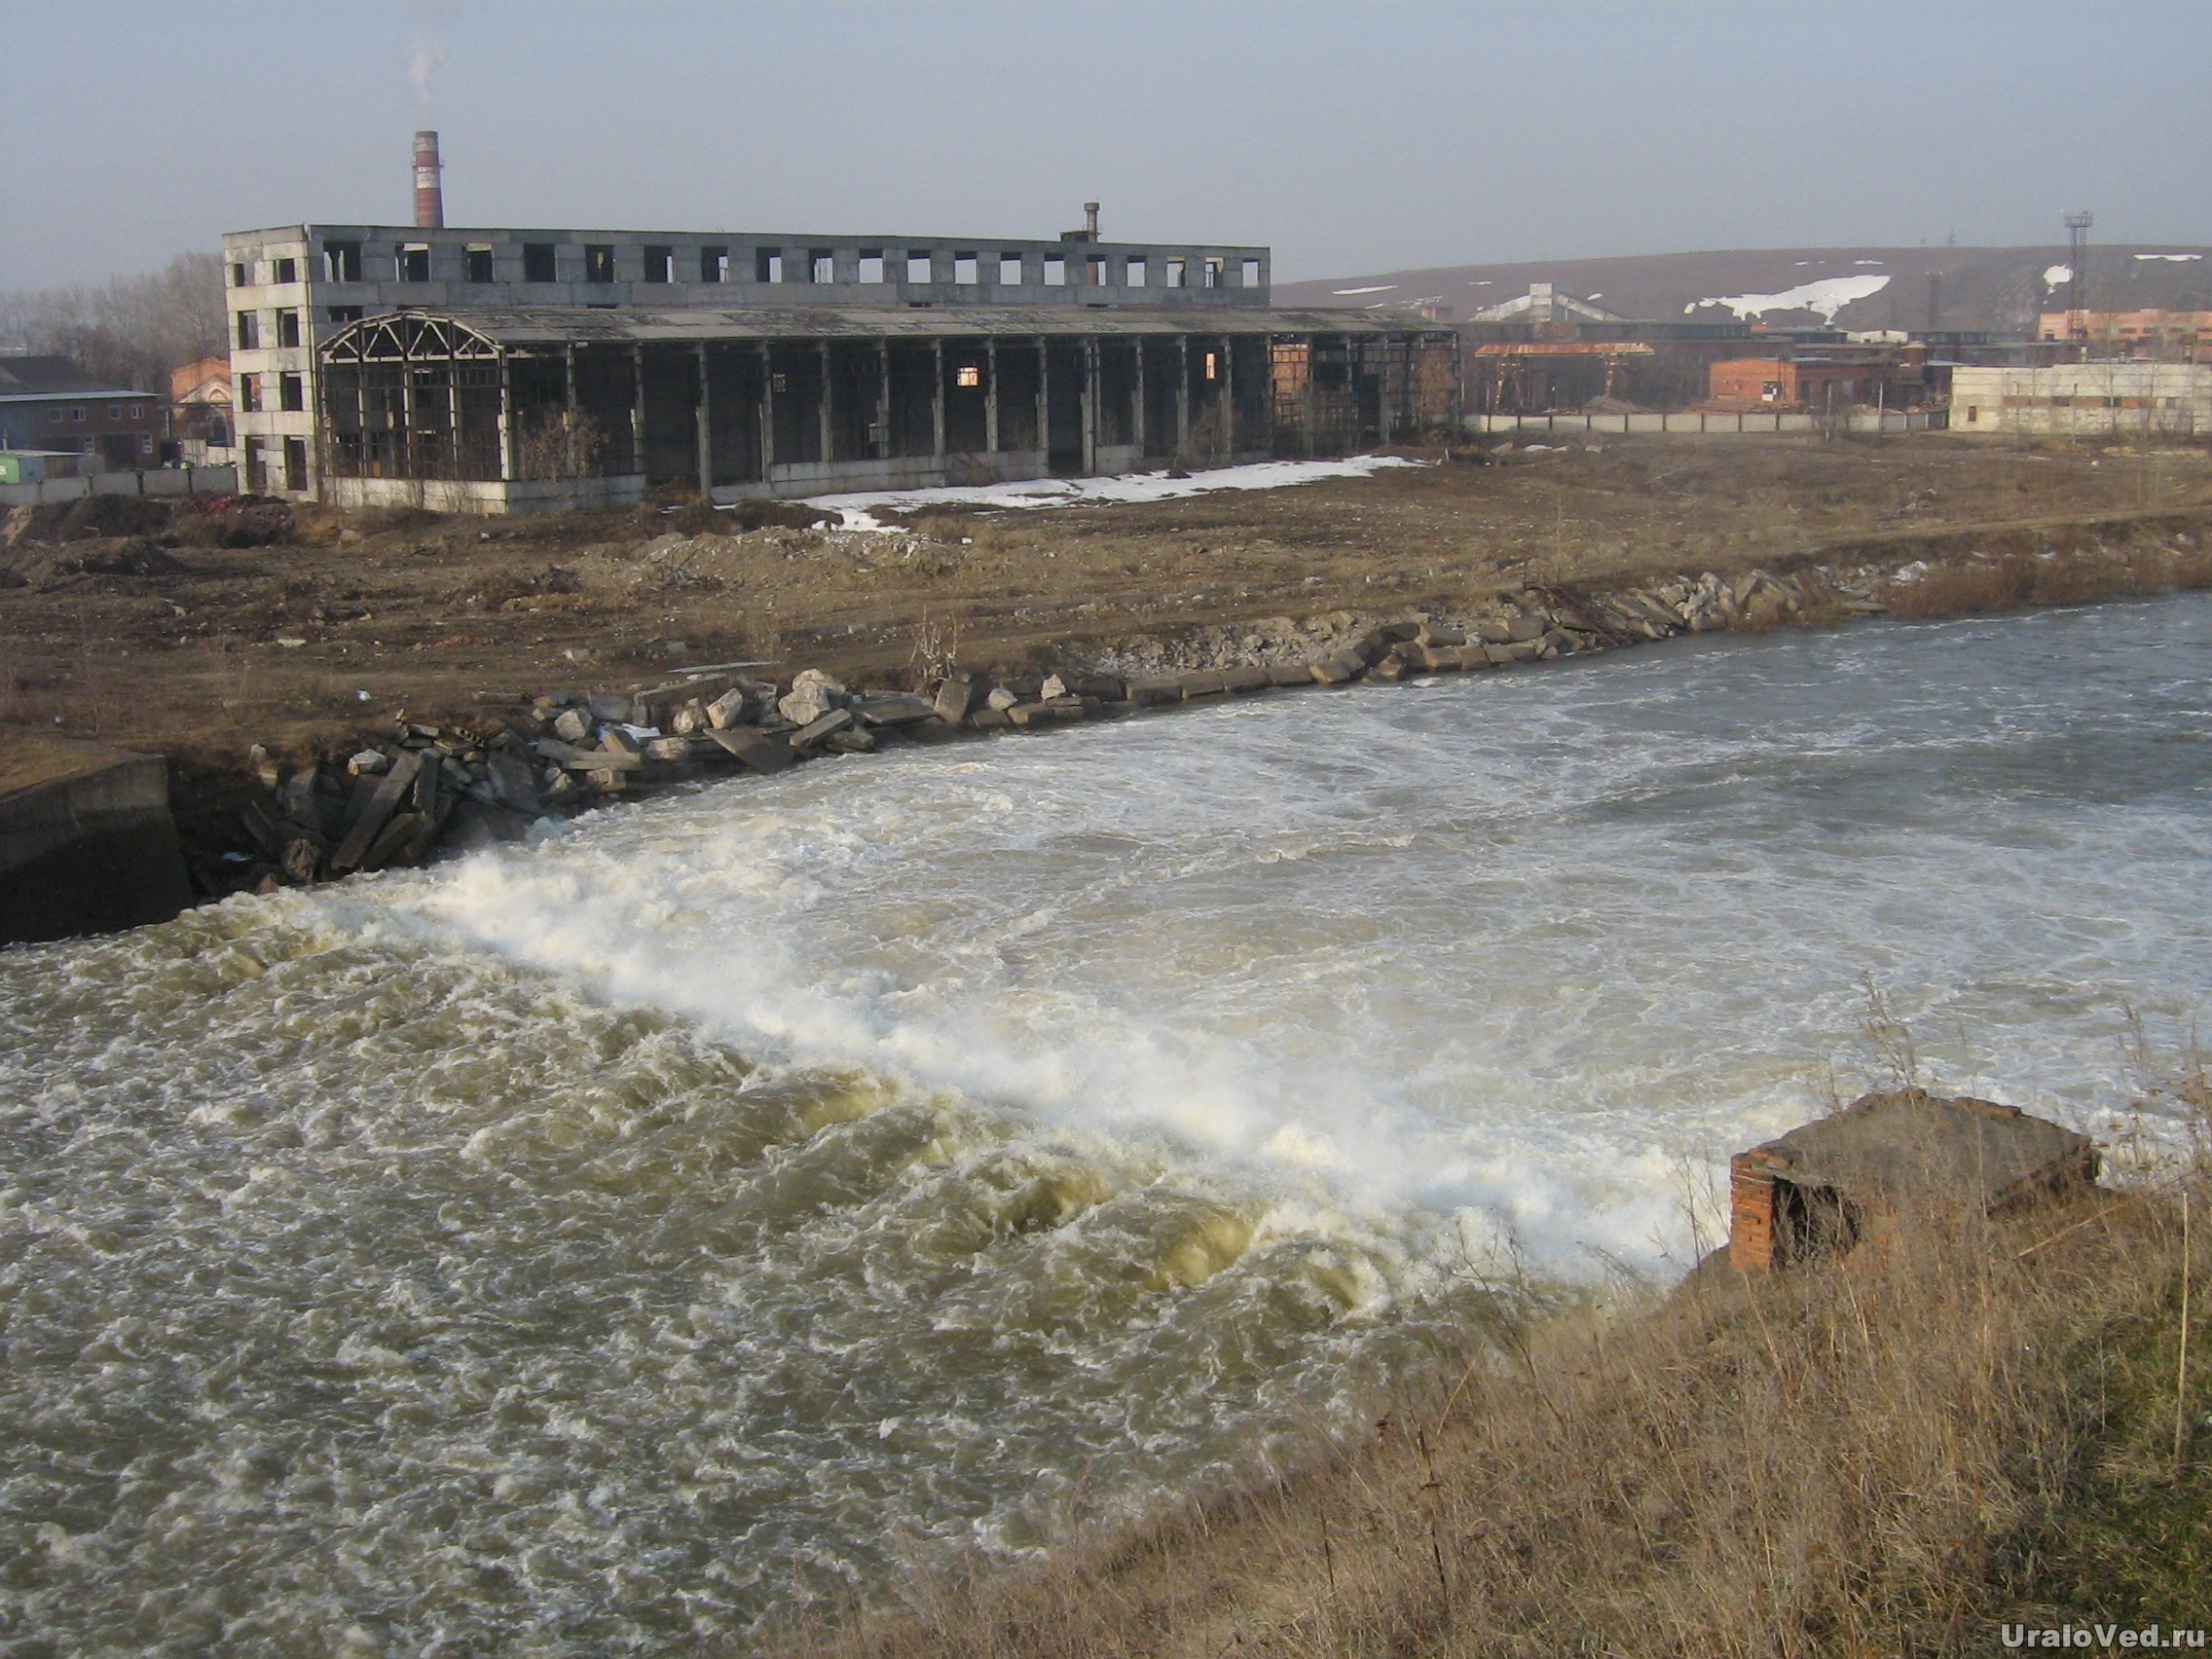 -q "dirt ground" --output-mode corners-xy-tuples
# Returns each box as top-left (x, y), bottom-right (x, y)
(3, 433), (2209, 877)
